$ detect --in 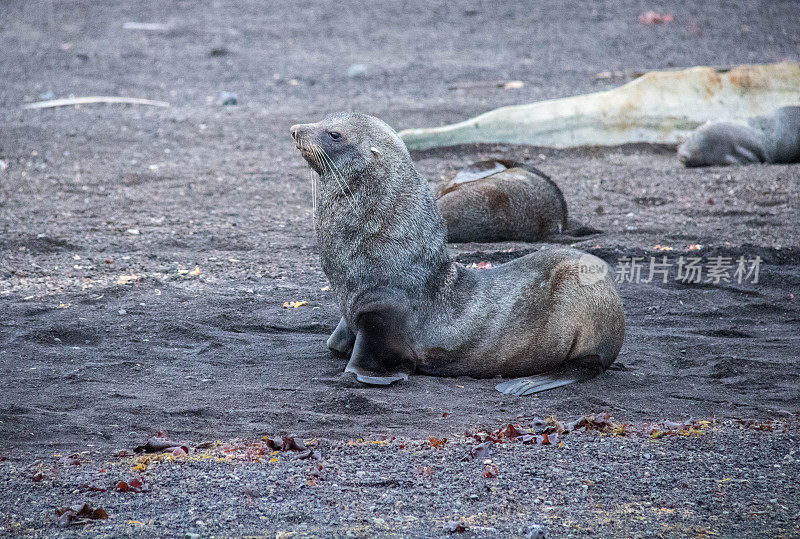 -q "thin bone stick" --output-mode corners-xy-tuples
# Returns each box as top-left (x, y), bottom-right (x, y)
(23, 96), (170, 110)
